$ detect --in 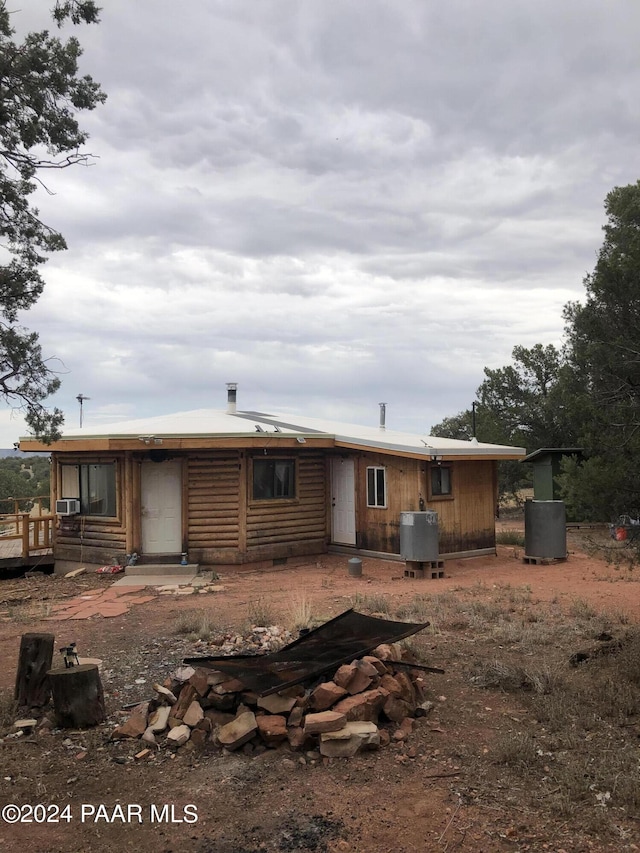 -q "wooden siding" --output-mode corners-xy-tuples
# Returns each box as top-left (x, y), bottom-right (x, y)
(50, 446), (495, 568)
(245, 452), (327, 555)
(354, 453), (496, 554)
(187, 453), (241, 557)
(355, 453), (422, 553)
(431, 460), (496, 553)
(54, 453), (127, 565)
